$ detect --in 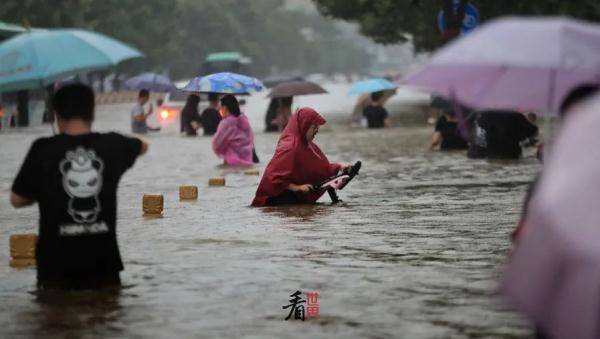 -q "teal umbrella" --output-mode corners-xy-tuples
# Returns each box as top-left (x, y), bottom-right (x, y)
(347, 78), (397, 95)
(0, 29), (143, 92)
